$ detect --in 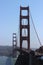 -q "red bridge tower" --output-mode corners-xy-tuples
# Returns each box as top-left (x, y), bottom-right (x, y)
(20, 6), (30, 50)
